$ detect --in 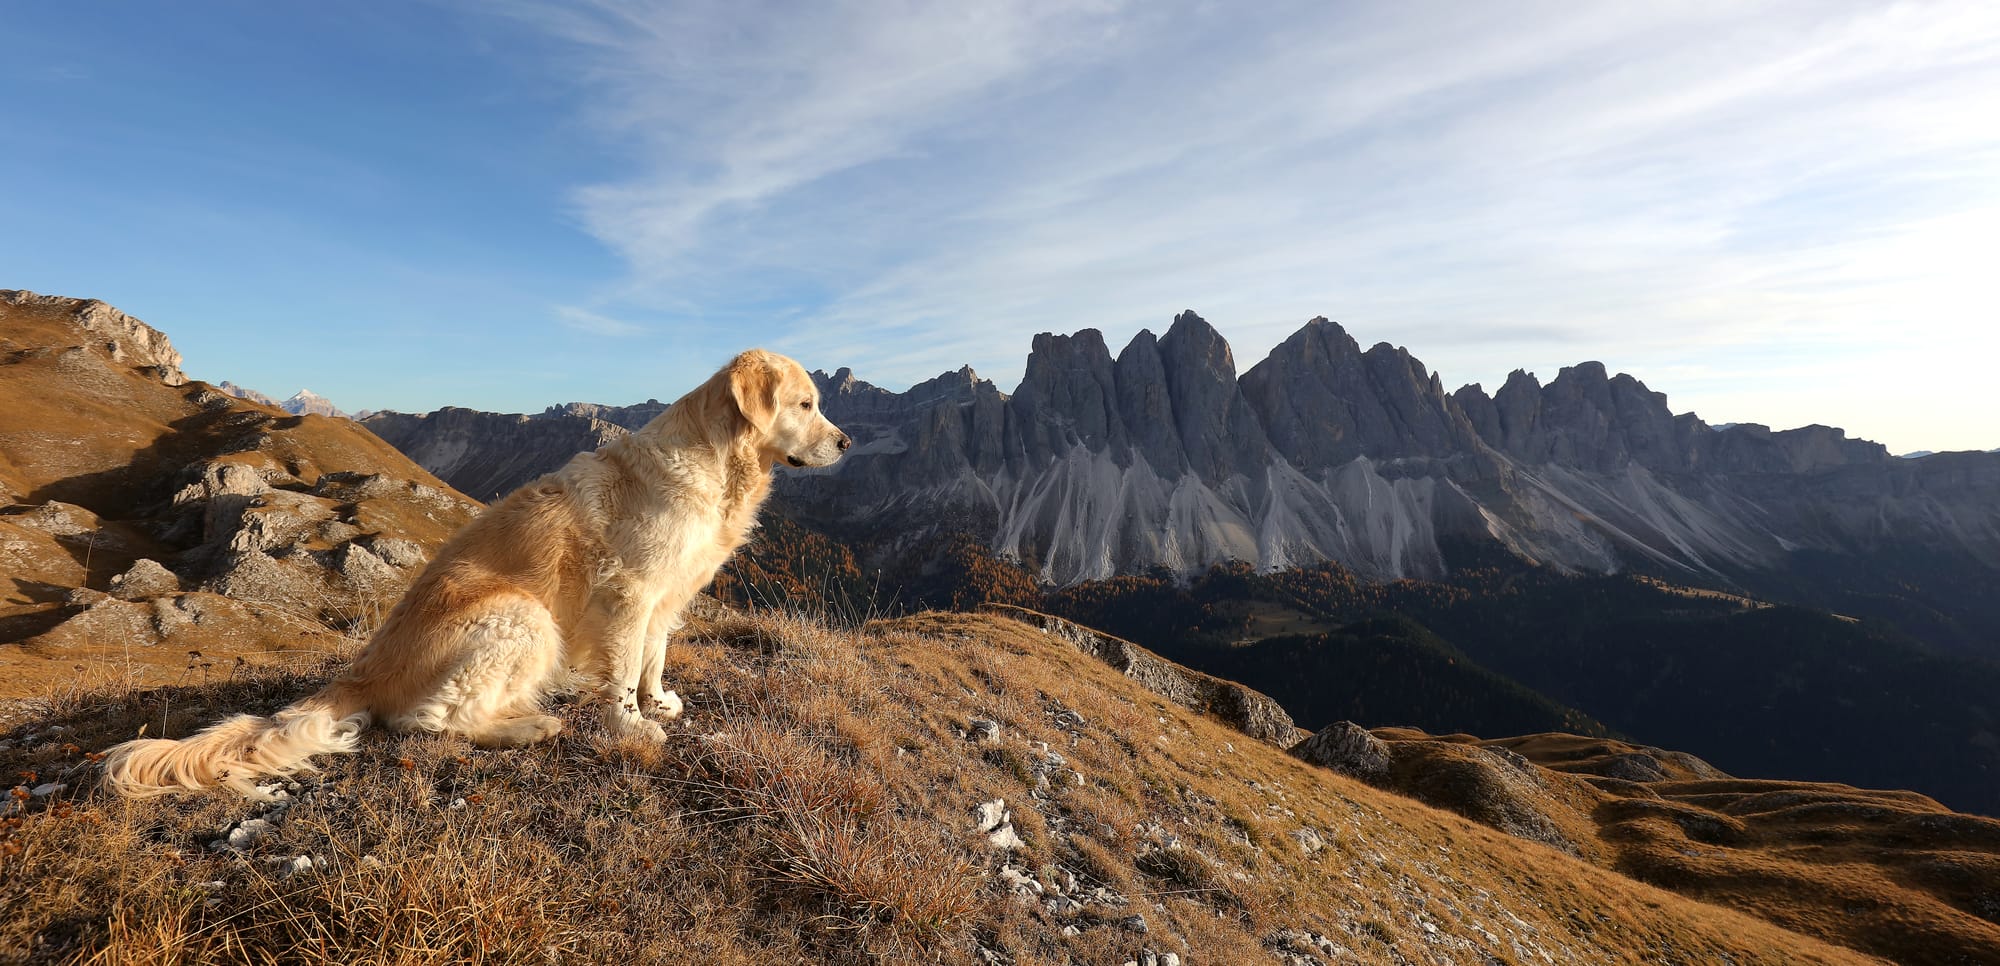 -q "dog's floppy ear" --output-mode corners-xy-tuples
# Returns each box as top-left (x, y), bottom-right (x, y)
(729, 350), (779, 435)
